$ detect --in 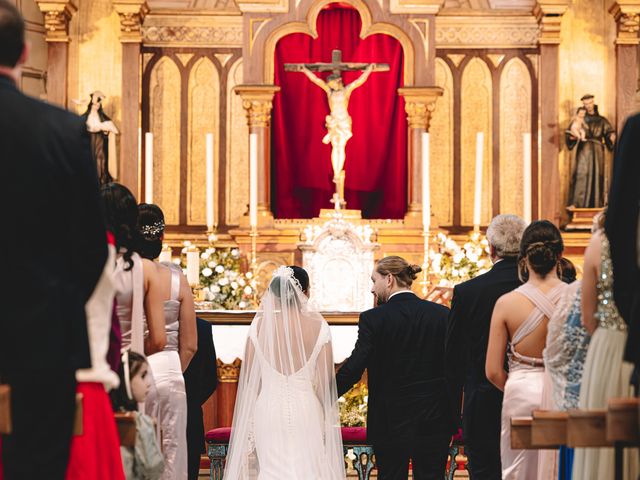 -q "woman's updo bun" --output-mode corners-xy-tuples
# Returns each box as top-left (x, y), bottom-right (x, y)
(518, 220), (564, 277)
